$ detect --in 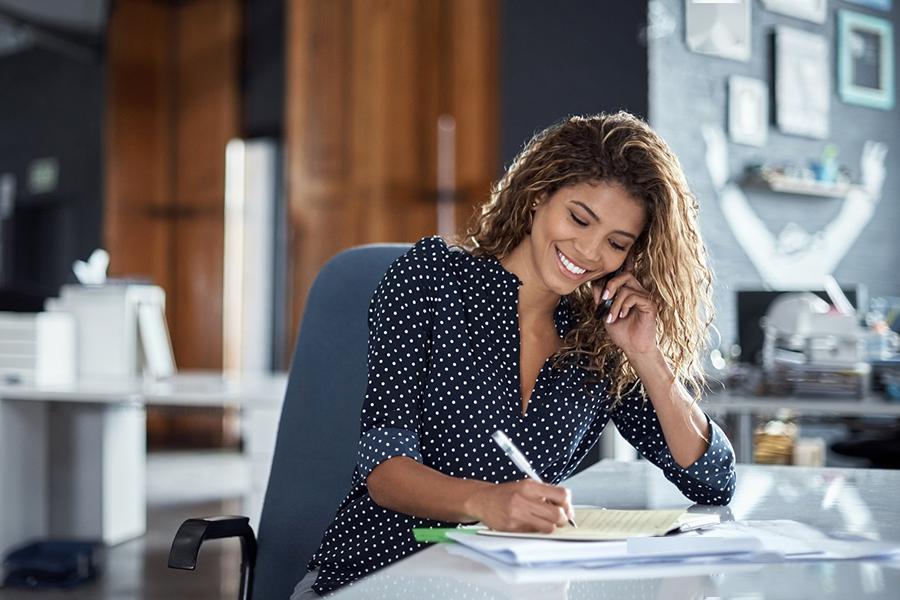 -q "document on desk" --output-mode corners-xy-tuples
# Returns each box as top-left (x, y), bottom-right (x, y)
(477, 508), (718, 541)
(446, 518), (900, 569)
(448, 528), (759, 567)
(705, 520), (900, 560)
